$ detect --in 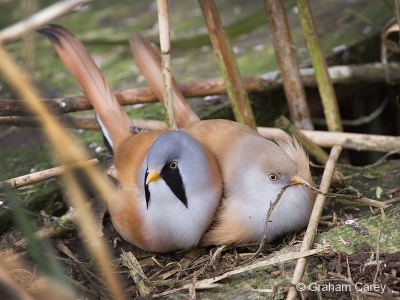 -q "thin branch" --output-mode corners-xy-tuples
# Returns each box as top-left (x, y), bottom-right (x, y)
(264, 0), (312, 129)
(331, 196), (390, 209)
(0, 159), (98, 191)
(286, 145), (342, 300)
(258, 127), (400, 153)
(251, 182), (319, 259)
(0, 115), (166, 131)
(0, 0), (93, 45)
(13, 209), (77, 249)
(3, 62), (400, 116)
(3, 114), (399, 153)
(313, 97), (389, 127)
(373, 208), (387, 284)
(157, 0), (175, 130)
(198, 0), (256, 129)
